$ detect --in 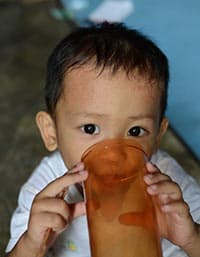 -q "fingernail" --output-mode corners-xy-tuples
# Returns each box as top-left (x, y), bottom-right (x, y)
(144, 174), (153, 181)
(147, 185), (157, 194)
(79, 170), (88, 177)
(161, 205), (170, 212)
(76, 162), (84, 169)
